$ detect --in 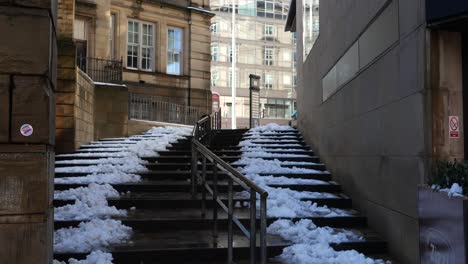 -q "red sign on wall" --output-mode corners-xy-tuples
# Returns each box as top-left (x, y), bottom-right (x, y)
(449, 116), (460, 138)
